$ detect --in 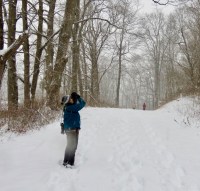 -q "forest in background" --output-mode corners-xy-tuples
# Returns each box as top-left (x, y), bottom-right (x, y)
(0, 0), (200, 131)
